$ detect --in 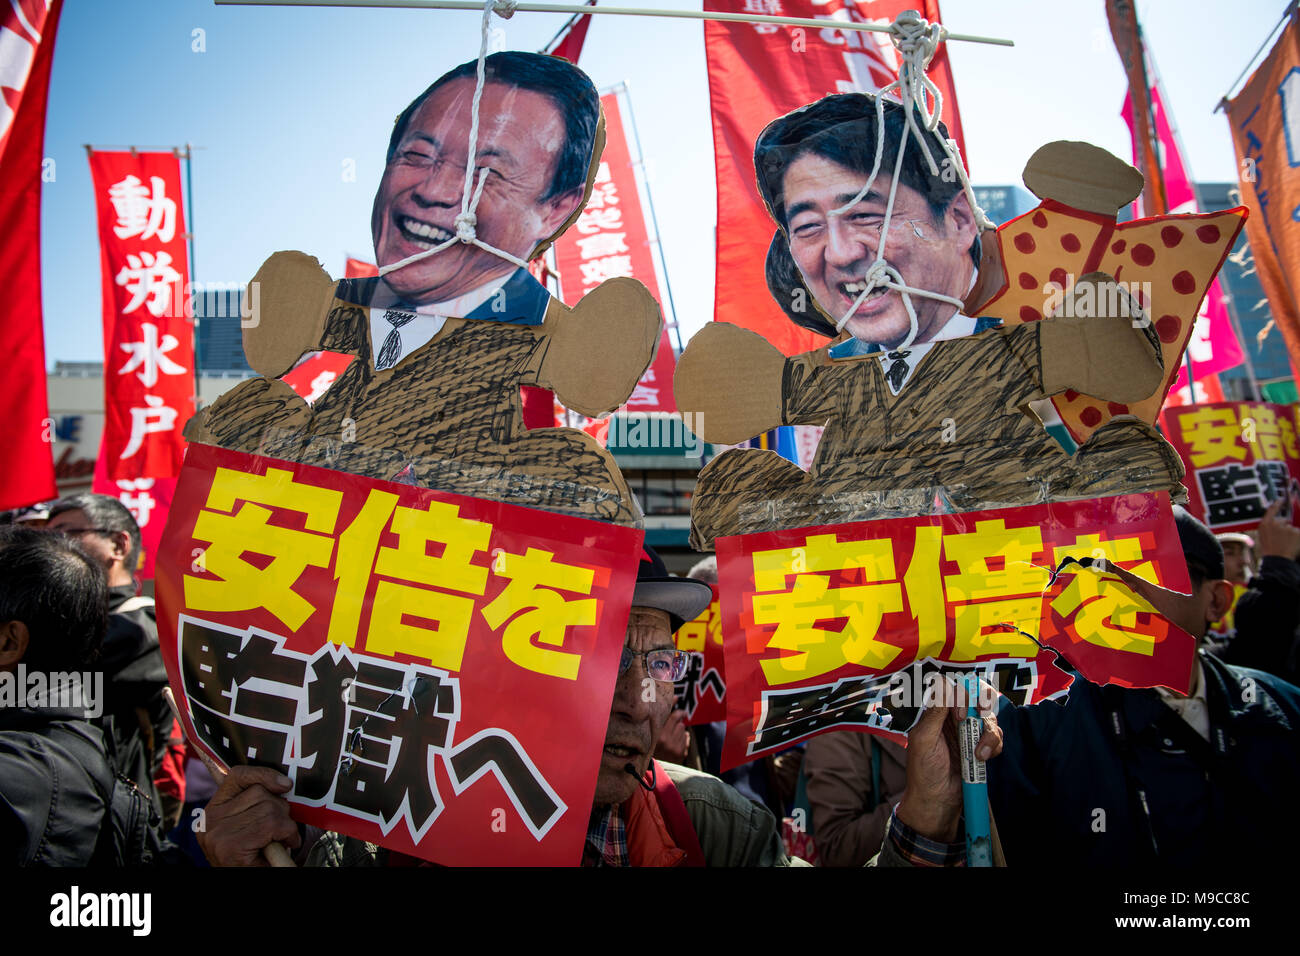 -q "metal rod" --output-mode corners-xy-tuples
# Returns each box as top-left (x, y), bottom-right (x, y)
(183, 143), (202, 407)
(614, 81), (683, 355)
(84, 143), (207, 153)
(541, 0), (591, 53)
(1214, 0), (1296, 112)
(212, 0), (1014, 45)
